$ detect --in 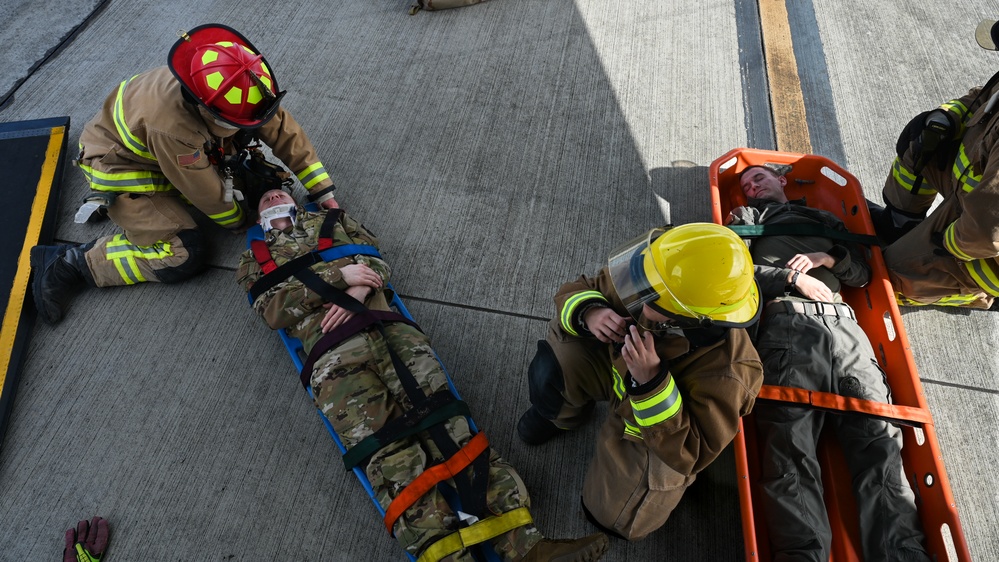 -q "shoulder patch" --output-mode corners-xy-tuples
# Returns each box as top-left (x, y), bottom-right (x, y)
(177, 149), (203, 167)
